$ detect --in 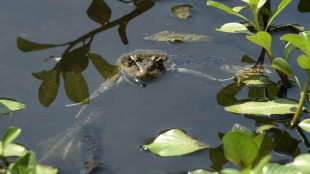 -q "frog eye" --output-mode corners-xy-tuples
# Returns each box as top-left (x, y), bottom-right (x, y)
(128, 55), (137, 64)
(151, 55), (163, 63)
